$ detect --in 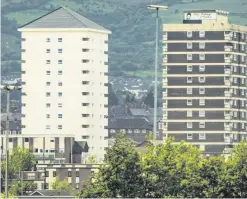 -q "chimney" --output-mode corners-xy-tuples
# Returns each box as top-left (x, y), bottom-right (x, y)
(125, 105), (128, 114)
